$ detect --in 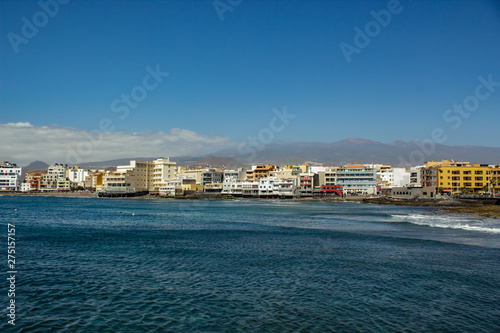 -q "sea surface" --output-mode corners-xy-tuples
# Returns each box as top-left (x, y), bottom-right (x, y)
(1, 196), (500, 332)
